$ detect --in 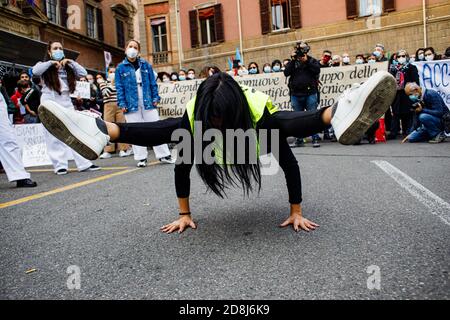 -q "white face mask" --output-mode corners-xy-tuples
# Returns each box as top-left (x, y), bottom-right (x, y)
(368, 59), (376, 64)
(263, 66), (271, 73)
(409, 57), (416, 63)
(107, 73), (115, 82)
(425, 54), (434, 61)
(187, 74), (195, 80)
(355, 59), (364, 64)
(171, 75), (178, 80)
(163, 77), (170, 83)
(397, 57), (407, 65)
(126, 48), (138, 59)
(418, 54), (425, 60)
(88, 79), (94, 84)
(343, 57), (350, 64)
